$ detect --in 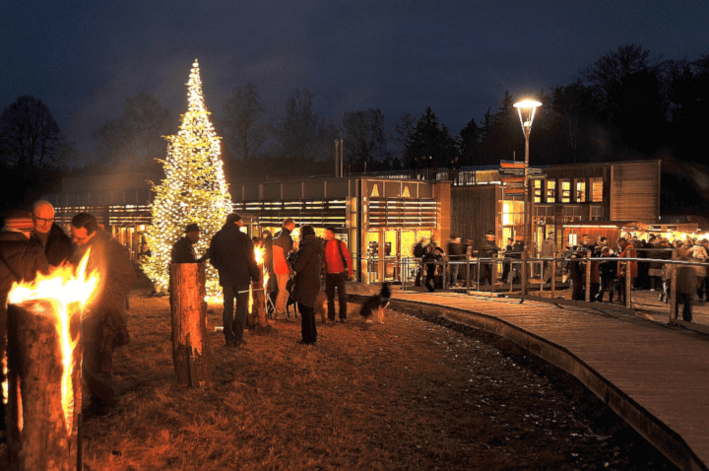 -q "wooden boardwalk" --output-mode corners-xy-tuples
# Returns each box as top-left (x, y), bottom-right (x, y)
(350, 284), (709, 471)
